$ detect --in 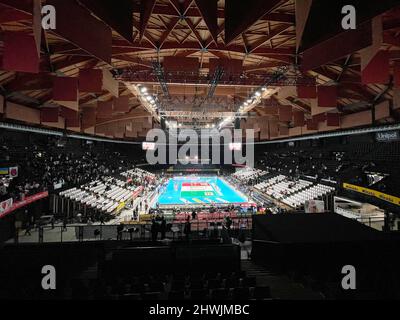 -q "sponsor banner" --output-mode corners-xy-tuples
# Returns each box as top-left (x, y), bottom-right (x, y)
(54, 182), (63, 190)
(0, 167), (19, 177)
(115, 202), (126, 213)
(0, 198), (13, 214)
(9, 166), (18, 178)
(376, 130), (400, 142)
(343, 183), (400, 206)
(0, 191), (49, 219)
(305, 200), (325, 213)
